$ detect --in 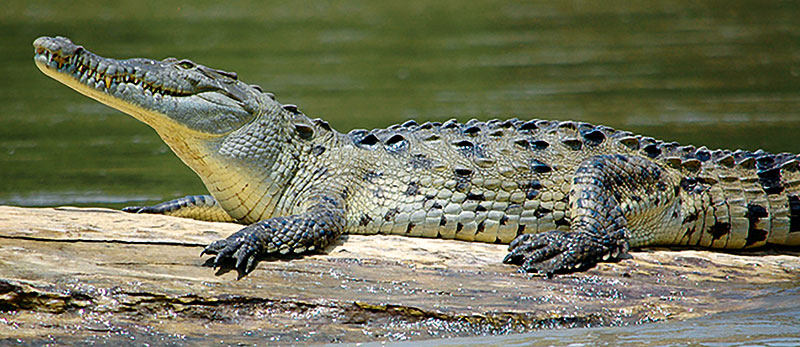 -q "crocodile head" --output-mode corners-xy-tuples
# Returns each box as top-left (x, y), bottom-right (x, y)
(33, 36), (270, 138)
(34, 36), (309, 221)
